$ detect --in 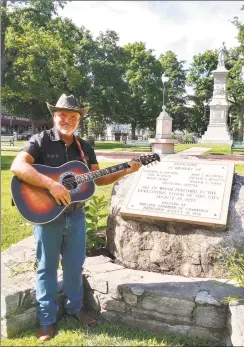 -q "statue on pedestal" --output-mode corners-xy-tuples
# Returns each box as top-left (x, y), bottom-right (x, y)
(218, 42), (227, 67)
